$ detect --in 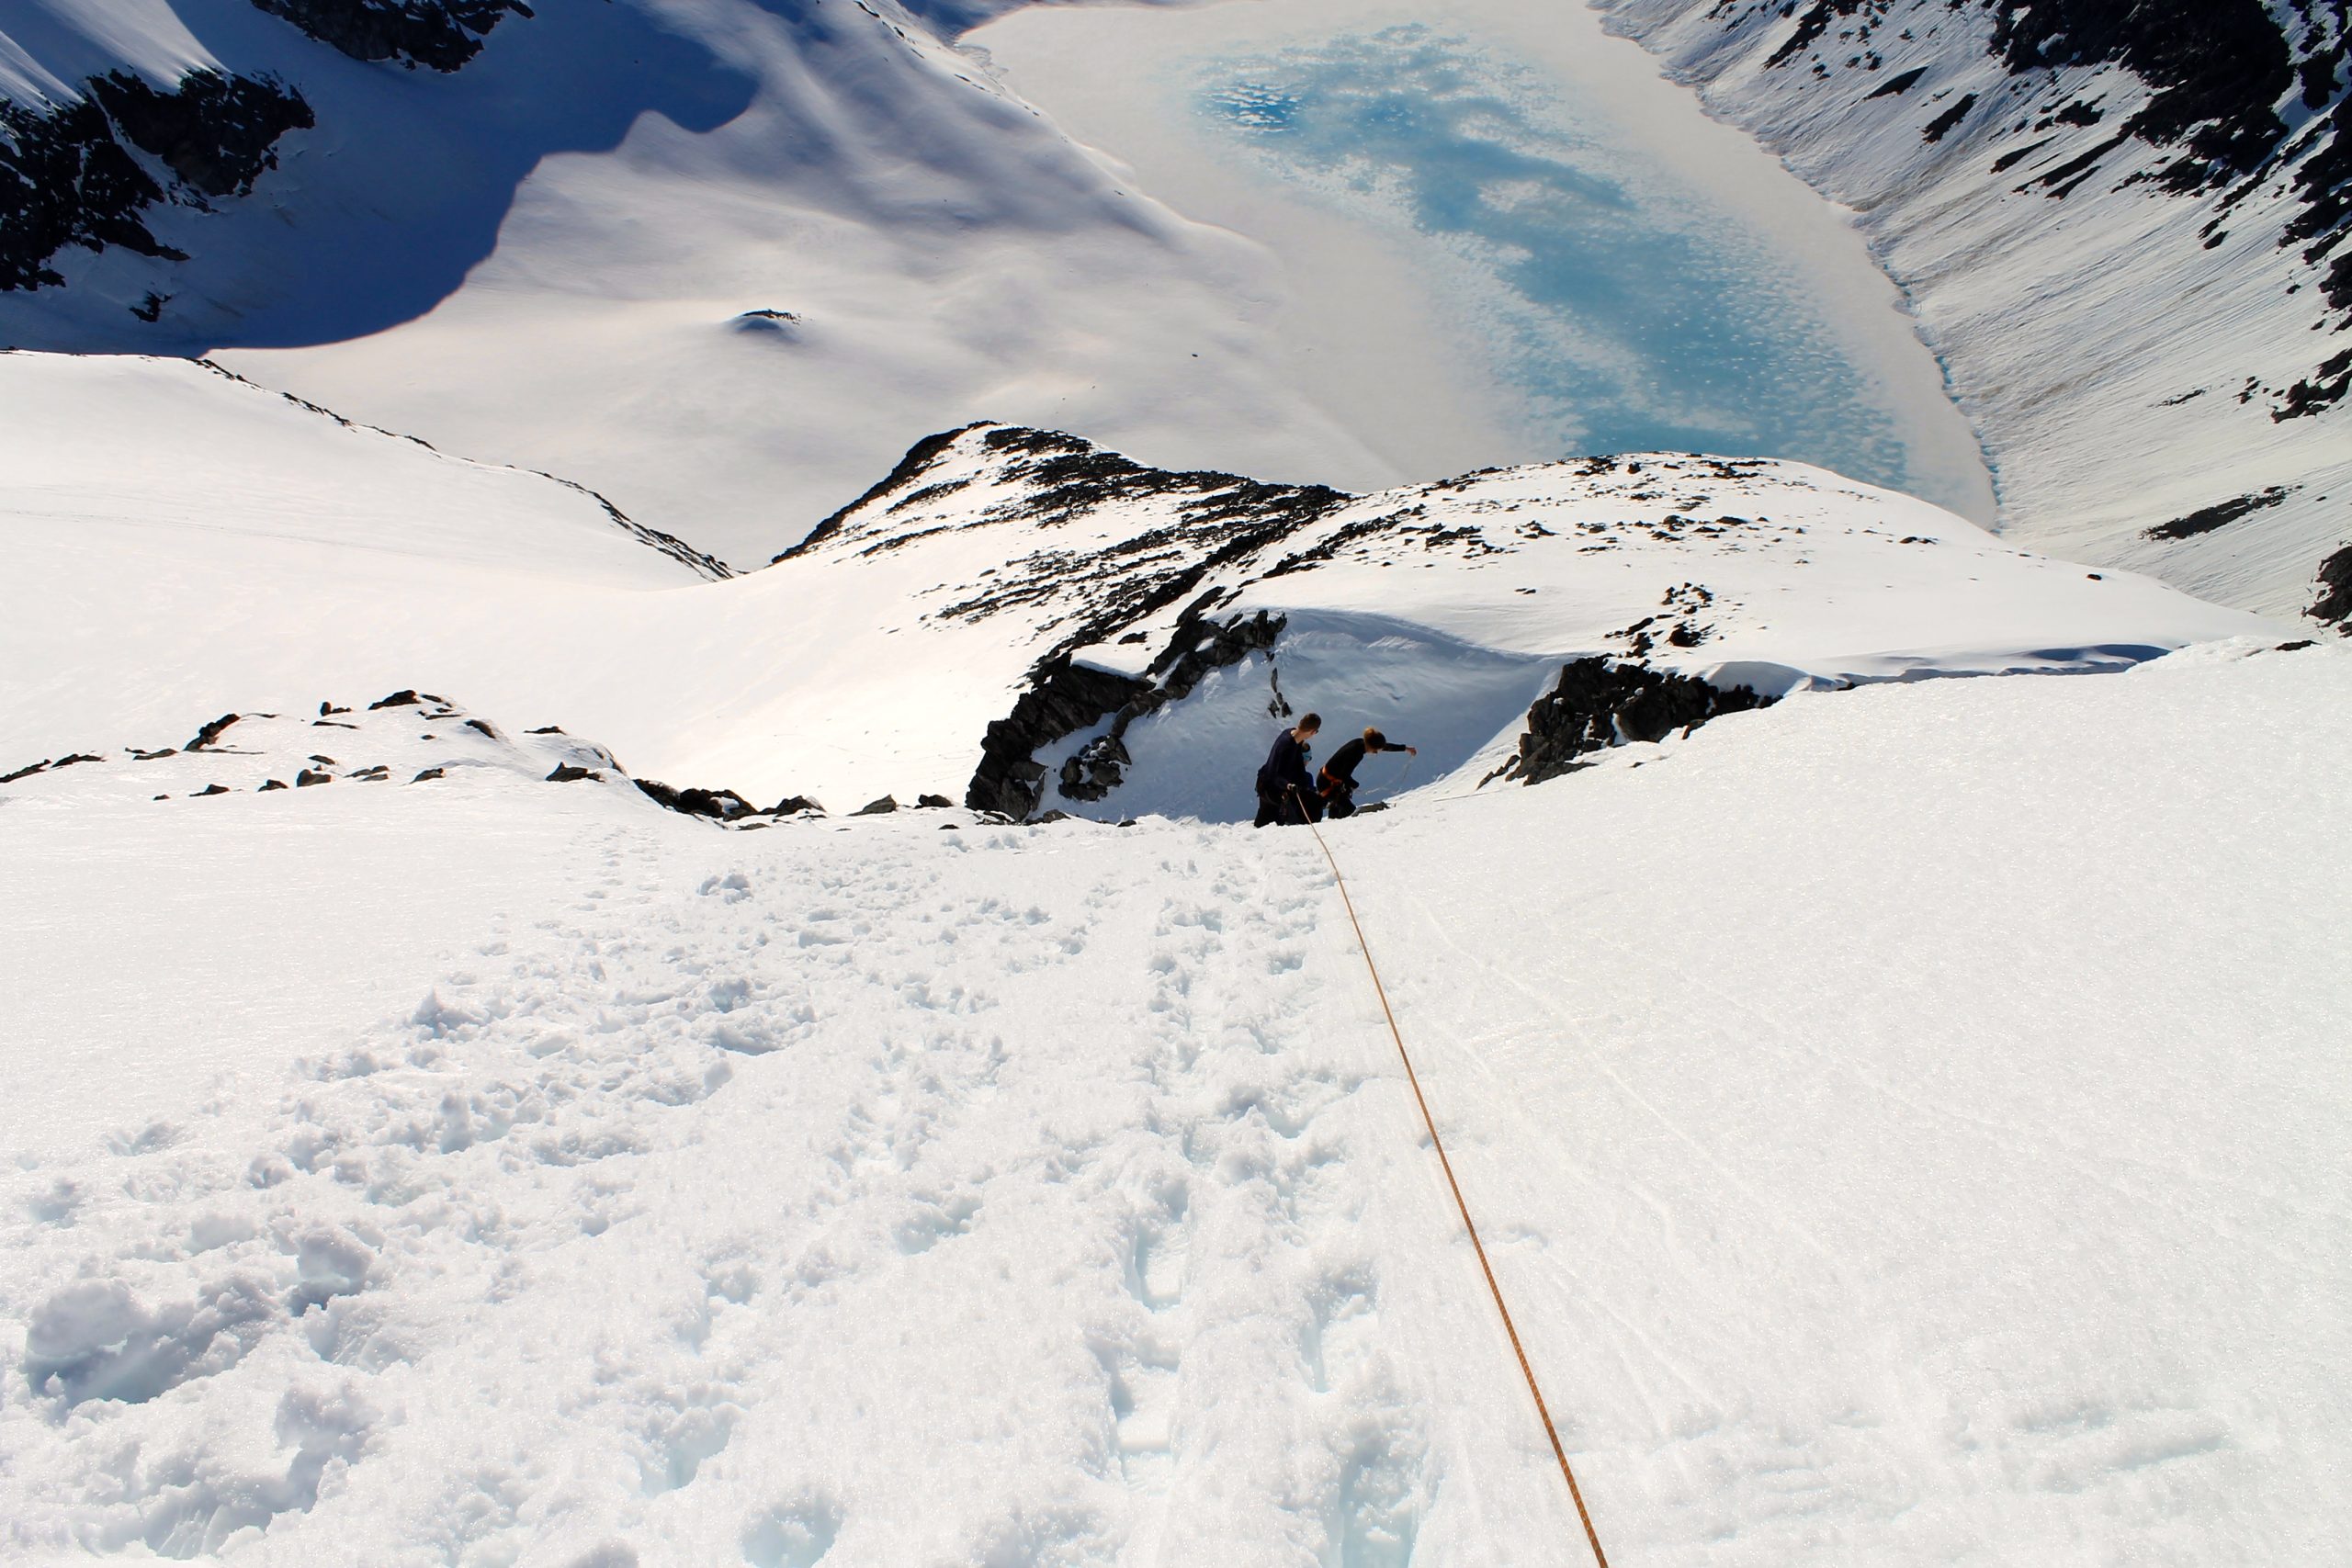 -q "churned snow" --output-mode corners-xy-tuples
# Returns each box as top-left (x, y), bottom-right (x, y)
(4, 638), (2346, 1564)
